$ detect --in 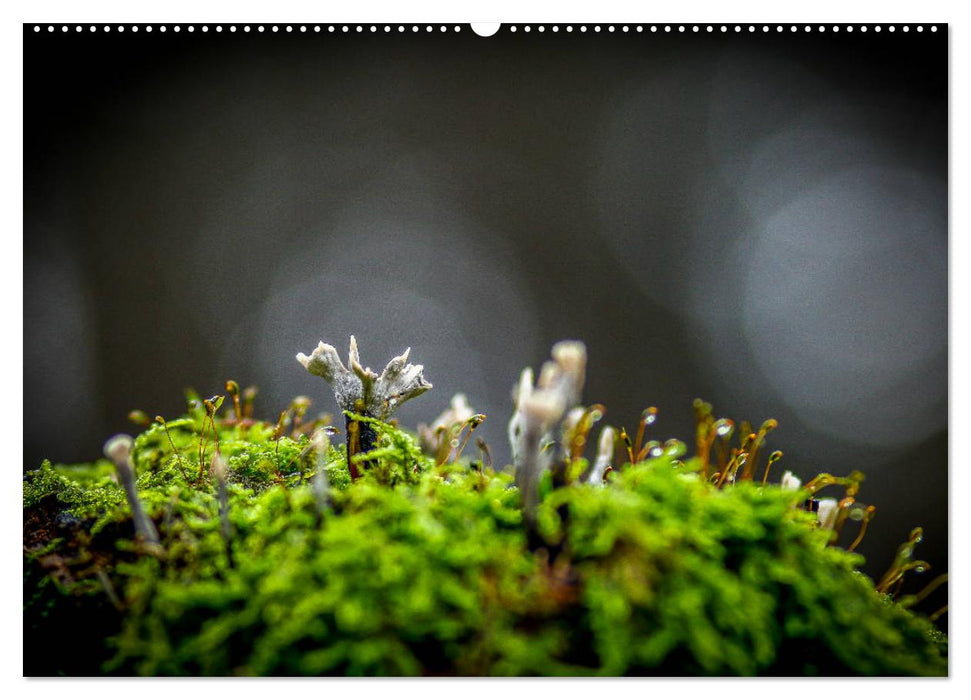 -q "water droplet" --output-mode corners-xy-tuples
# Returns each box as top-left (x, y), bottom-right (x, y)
(910, 527), (924, 544)
(590, 409), (603, 422)
(643, 406), (658, 425)
(450, 439), (459, 448)
(649, 446), (663, 458)
(663, 439), (684, 456)
(915, 565), (927, 573)
(715, 419), (734, 437)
